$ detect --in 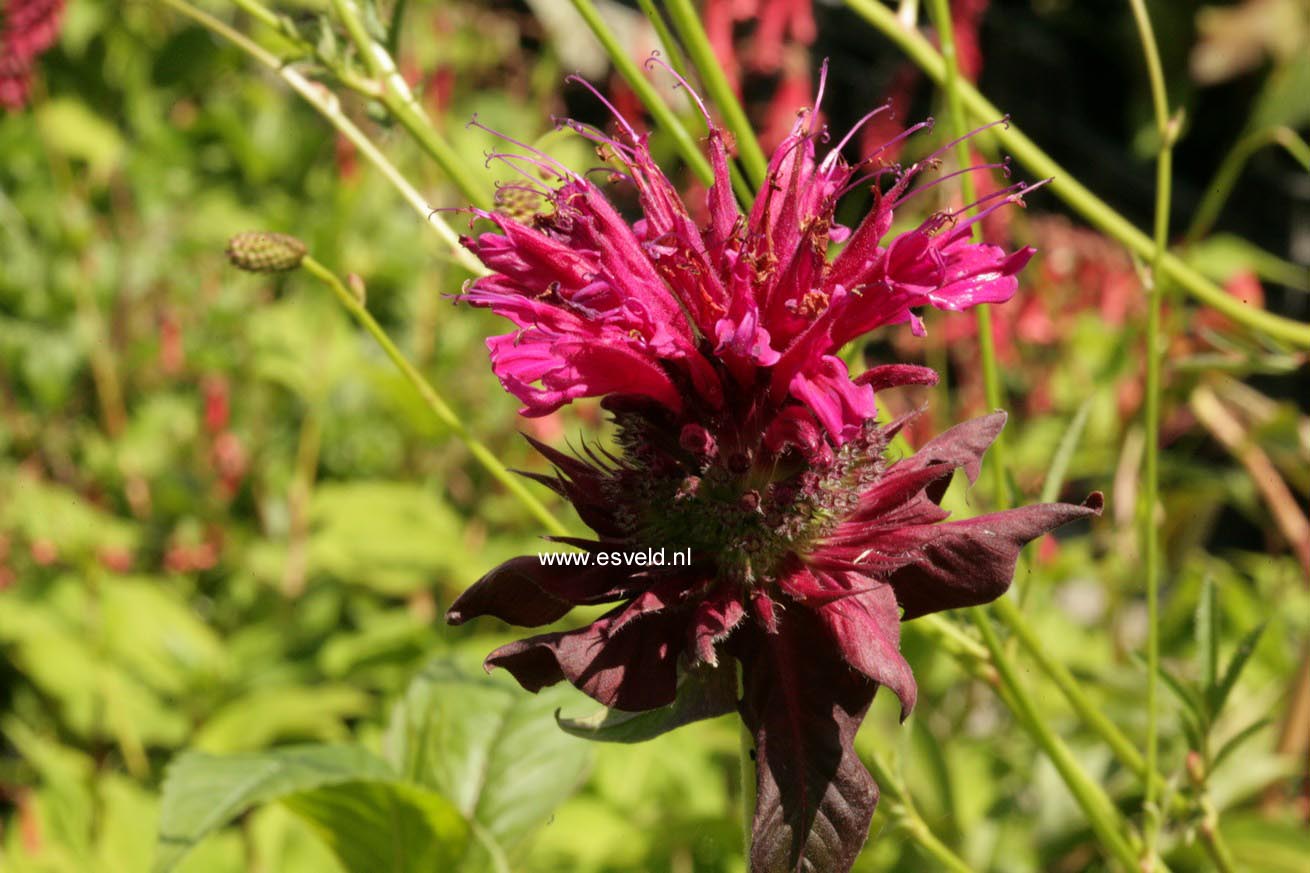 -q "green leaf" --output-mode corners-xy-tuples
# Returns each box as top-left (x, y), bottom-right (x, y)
(556, 665), (736, 743)
(1196, 575), (1219, 703)
(1211, 717), (1273, 771)
(154, 744), (396, 872)
(384, 657), (591, 854)
(1134, 653), (1208, 734)
(309, 481), (464, 594)
(1208, 621), (1268, 717)
(283, 779), (468, 873)
(1038, 398), (1093, 504)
